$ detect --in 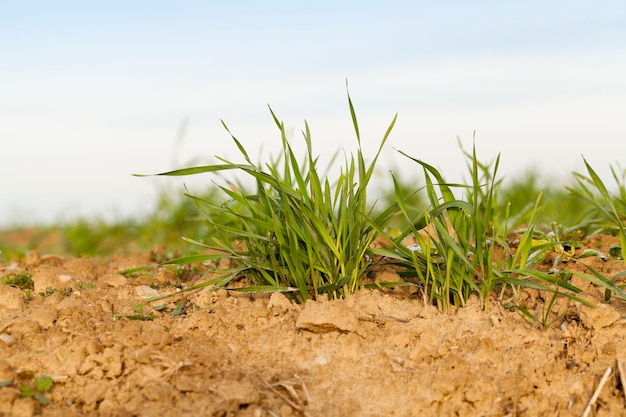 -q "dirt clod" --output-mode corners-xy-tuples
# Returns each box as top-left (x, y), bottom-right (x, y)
(579, 303), (622, 329)
(295, 298), (358, 333)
